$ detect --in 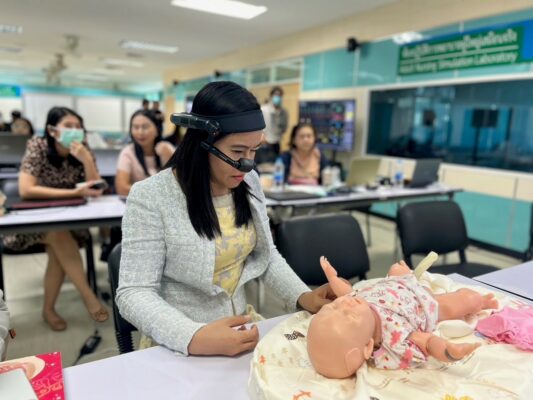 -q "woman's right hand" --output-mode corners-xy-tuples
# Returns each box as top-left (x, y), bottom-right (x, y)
(188, 315), (259, 356)
(74, 181), (104, 198)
